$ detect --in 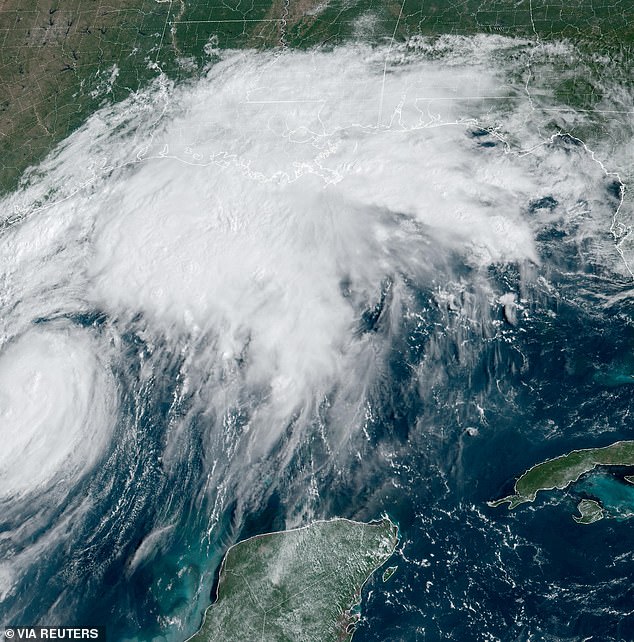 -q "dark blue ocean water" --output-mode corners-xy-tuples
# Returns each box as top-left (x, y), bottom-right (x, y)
(279, 254), (634, 641)
(346, 264), (634, 641)
(5, 182), (634, 642)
